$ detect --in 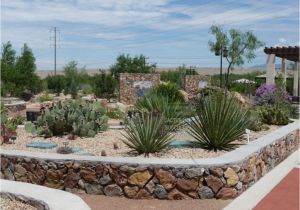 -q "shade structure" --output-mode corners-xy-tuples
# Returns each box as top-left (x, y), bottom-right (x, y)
(264, 46), (299, 62)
